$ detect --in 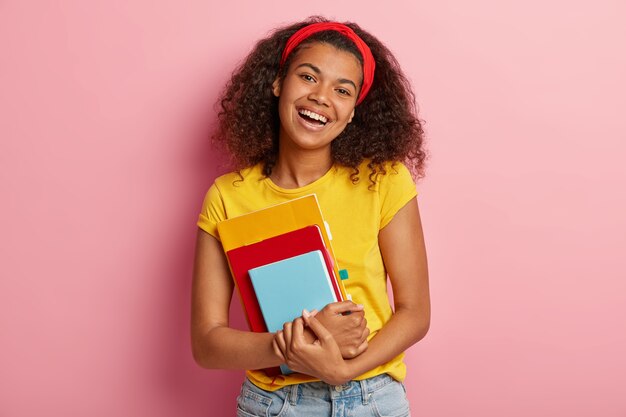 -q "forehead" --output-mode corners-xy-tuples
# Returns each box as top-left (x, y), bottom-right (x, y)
(288, 42), (363, 80)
